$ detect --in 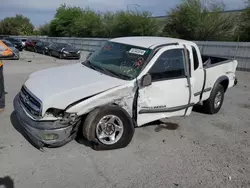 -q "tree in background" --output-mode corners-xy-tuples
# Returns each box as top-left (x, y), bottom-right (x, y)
(74, 8), (104, 37)
(101, 11), (116, 37)
(162, 0), (237, 41)
(0, 14), (34, 35)
(237, 0), (250, 41)
(0, 2), (244, 40)
(108, 10), (160, 37)
(49, 4), (83, 37)
(38, 23), (51, 36)
(46, 4), (160, 38)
